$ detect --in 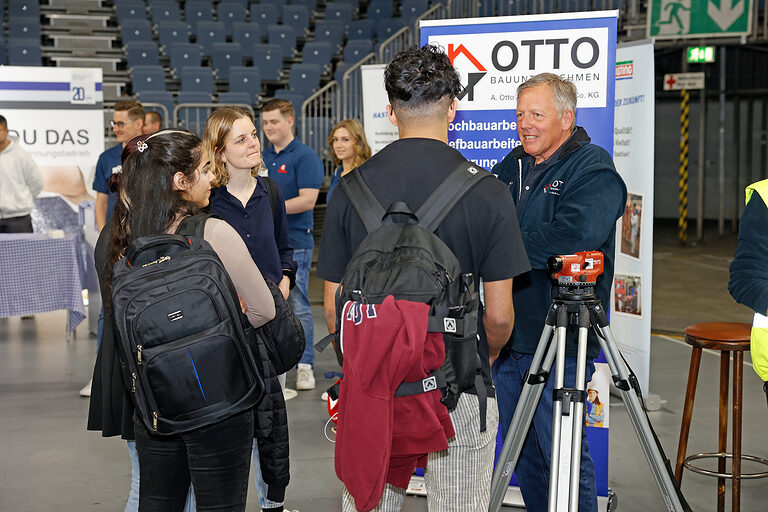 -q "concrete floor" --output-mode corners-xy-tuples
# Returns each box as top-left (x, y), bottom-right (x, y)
(1, 221), (766, 511)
